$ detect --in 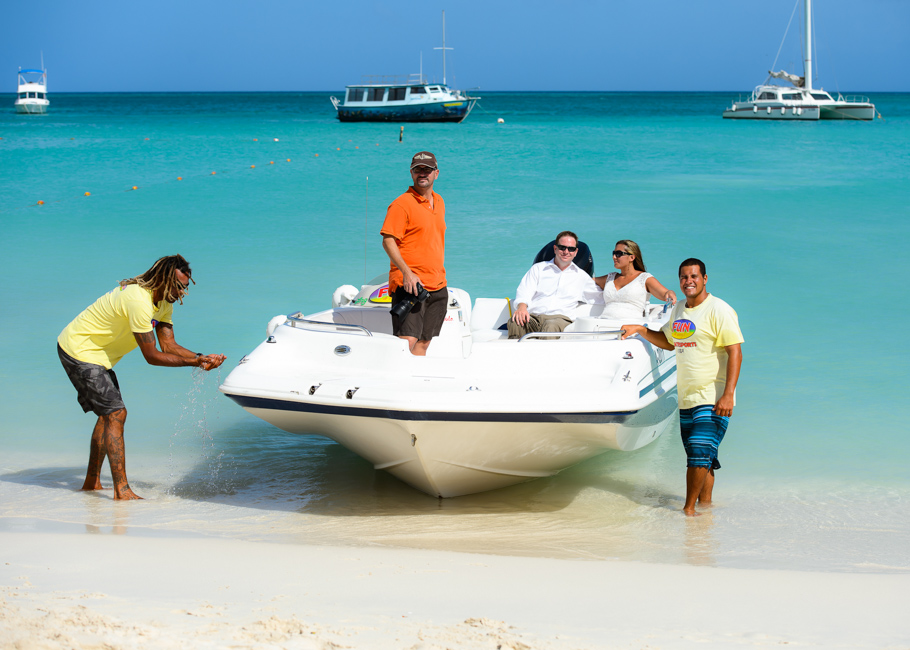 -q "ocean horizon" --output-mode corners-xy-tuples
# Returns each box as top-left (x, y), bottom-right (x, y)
(2, 91), (908, 574)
